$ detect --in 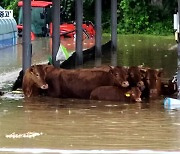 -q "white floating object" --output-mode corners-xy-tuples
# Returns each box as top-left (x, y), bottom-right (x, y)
(1, 91), (24, 100)
(5, 132), (43, 139)
(164, 98), (180, 110)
